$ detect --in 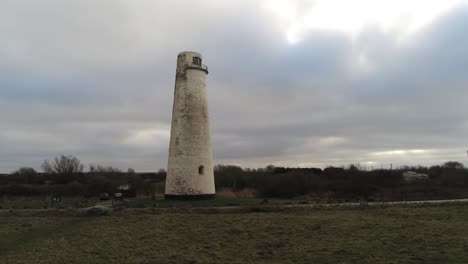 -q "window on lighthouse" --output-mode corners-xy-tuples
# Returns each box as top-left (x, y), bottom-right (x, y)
(193, 57), (202, 66)
(198, 165), (205, 175)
